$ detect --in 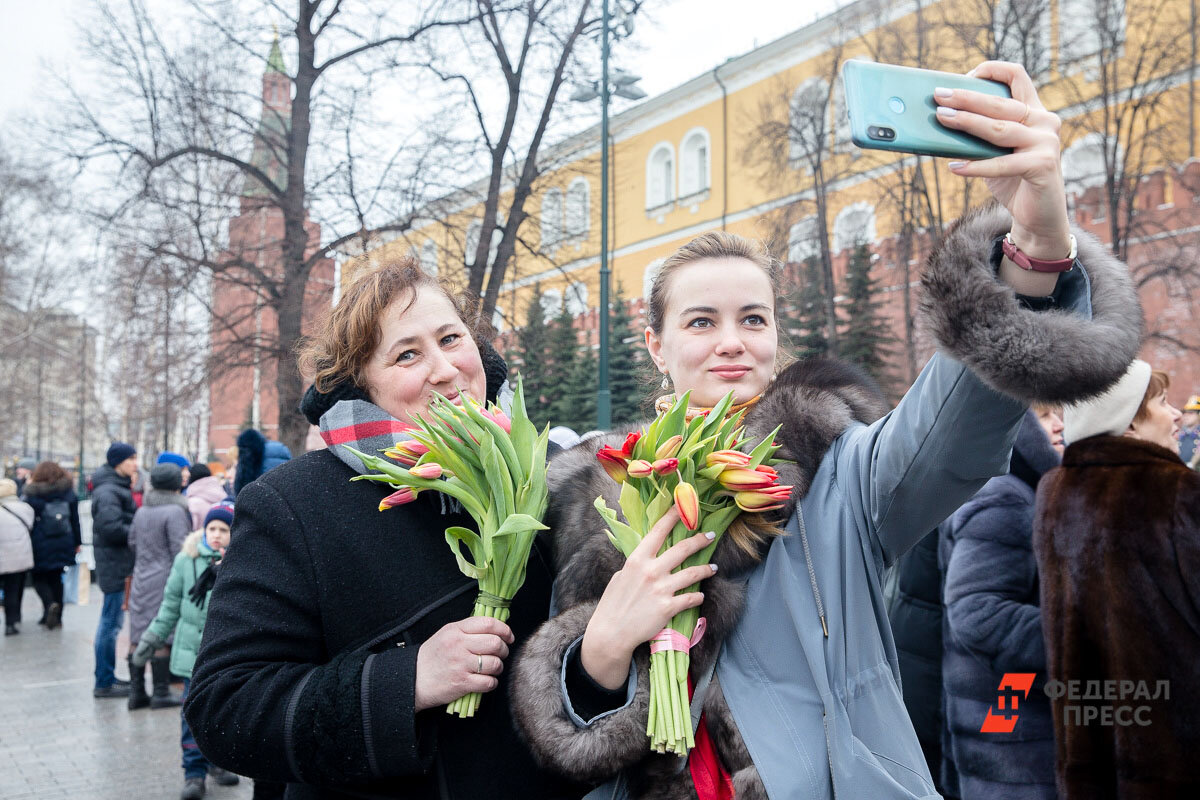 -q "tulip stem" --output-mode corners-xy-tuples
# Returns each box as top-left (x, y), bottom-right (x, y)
(447, 597), (511, 718)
